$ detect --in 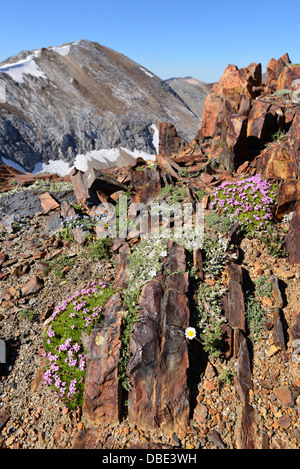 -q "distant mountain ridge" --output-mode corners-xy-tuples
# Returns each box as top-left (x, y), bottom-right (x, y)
(165, 76), (214, 120)
(0, 40), (201, 174)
